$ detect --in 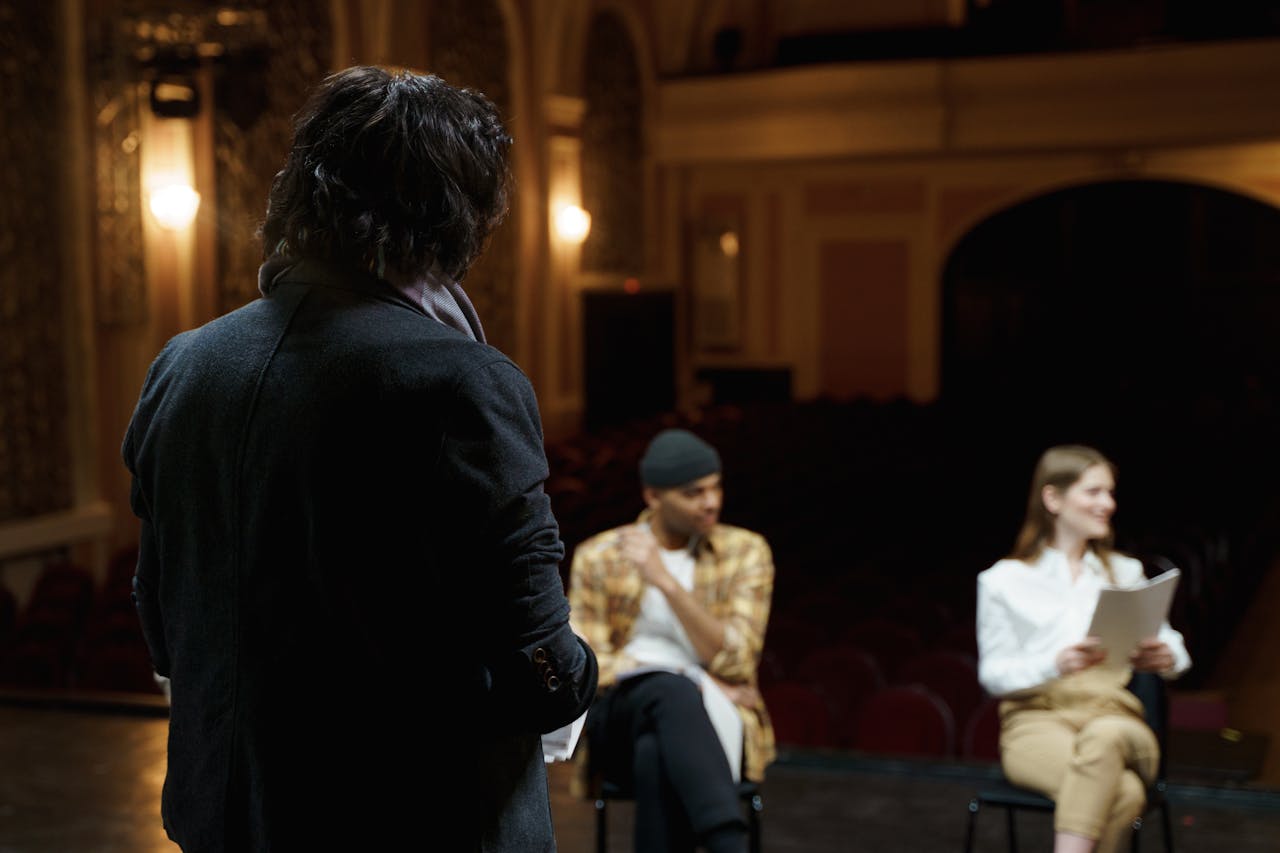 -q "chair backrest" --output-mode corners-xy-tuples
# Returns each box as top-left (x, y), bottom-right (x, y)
(1126, 671), (1169, 777)
(854, 685), (956, 757)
